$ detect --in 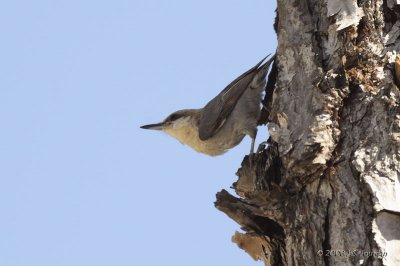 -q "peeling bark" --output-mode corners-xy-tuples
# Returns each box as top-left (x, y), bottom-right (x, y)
(215, 1), (400, 265)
